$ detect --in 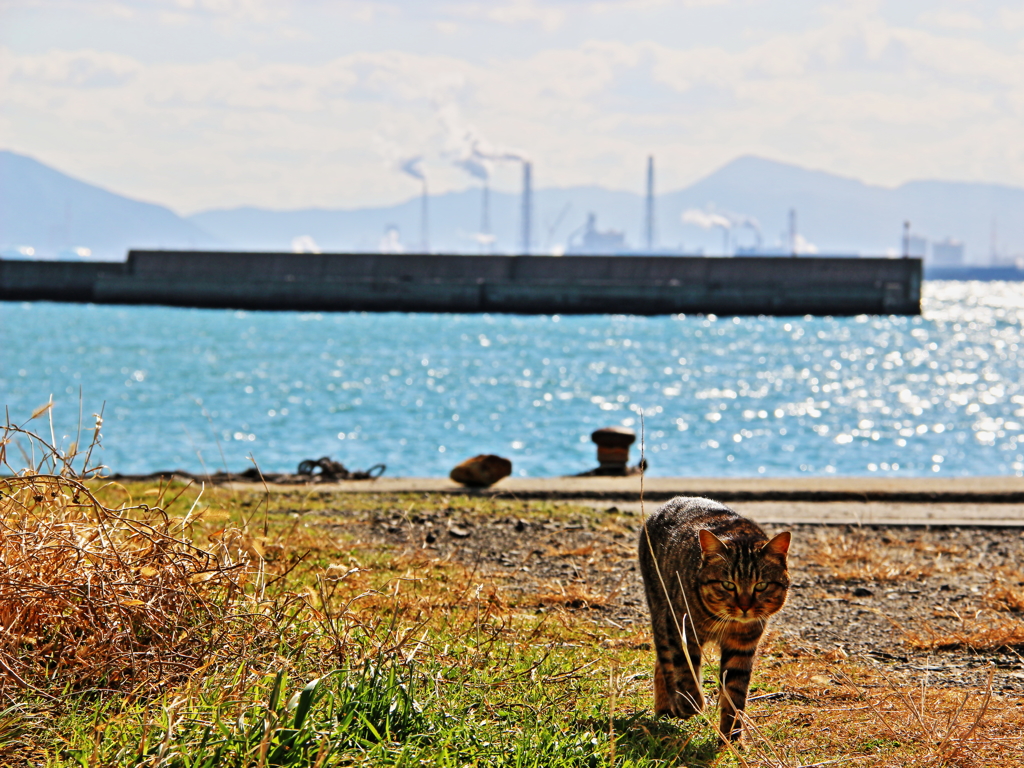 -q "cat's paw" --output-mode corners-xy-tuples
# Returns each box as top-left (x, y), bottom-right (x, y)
(660, 696), (703, 719)
(717, 724), (744, 746)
